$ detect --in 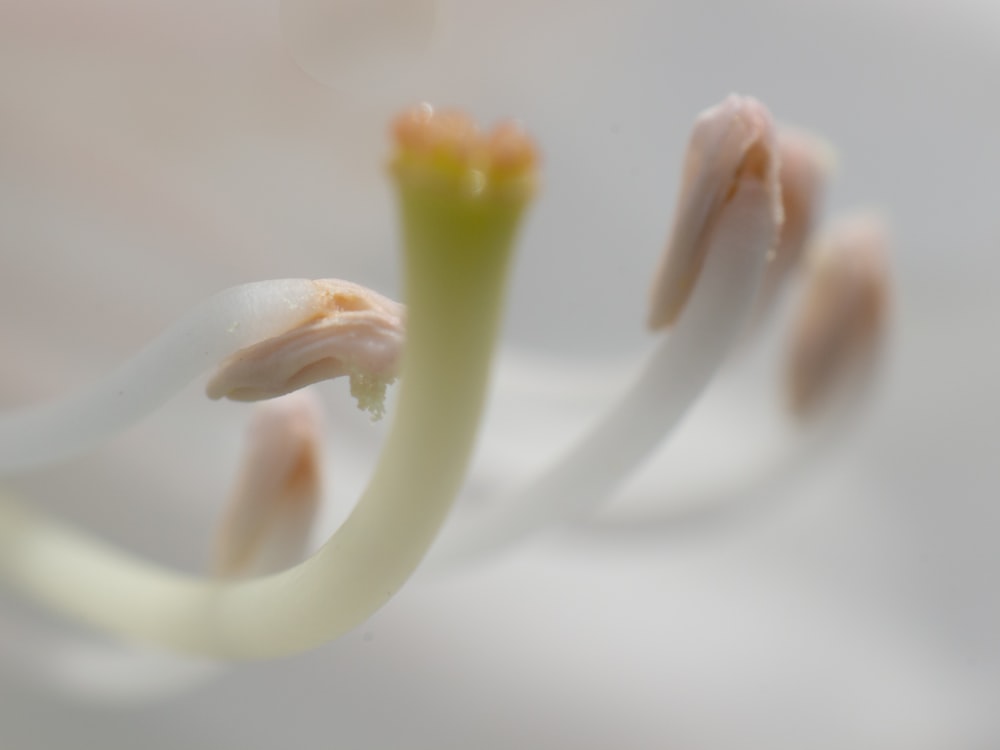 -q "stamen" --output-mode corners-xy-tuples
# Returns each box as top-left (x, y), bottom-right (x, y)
(581, 214), (889, 540)
(786, 214), (890, 419)
(206, 280), (404, 420)
(647, 95), (781, 330)
(0, 279), (343, 473)
(431, 95), (783, 568)
(213, 393), (324, 578)
(582, 212), (889, 535)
